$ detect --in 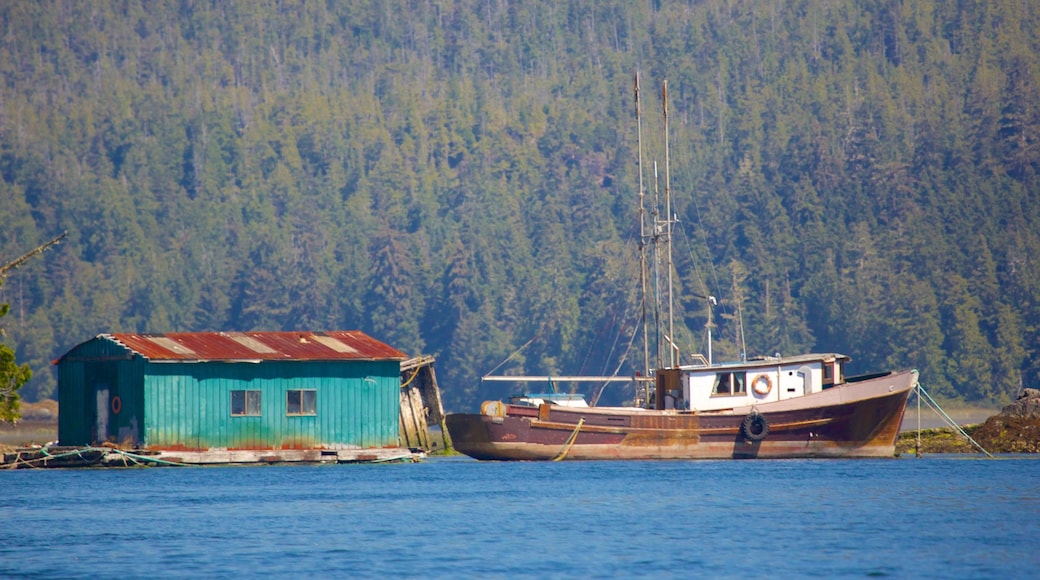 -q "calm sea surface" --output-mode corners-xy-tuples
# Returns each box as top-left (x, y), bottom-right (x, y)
(2, 455), (1037, 578)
